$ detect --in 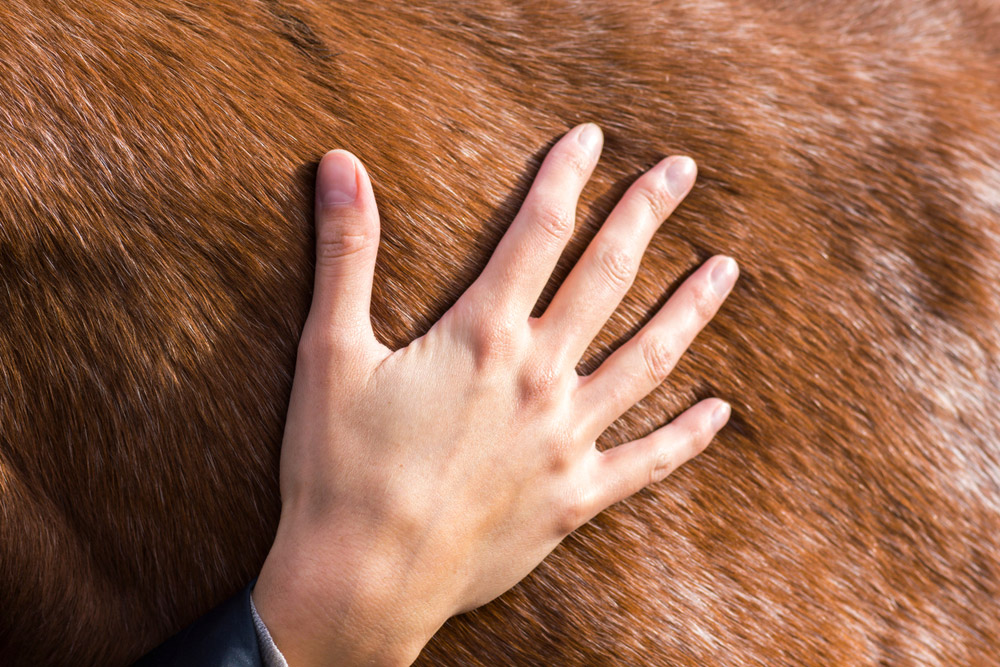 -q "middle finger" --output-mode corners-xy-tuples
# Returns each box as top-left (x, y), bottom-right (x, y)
(536, 156), (698, 367)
